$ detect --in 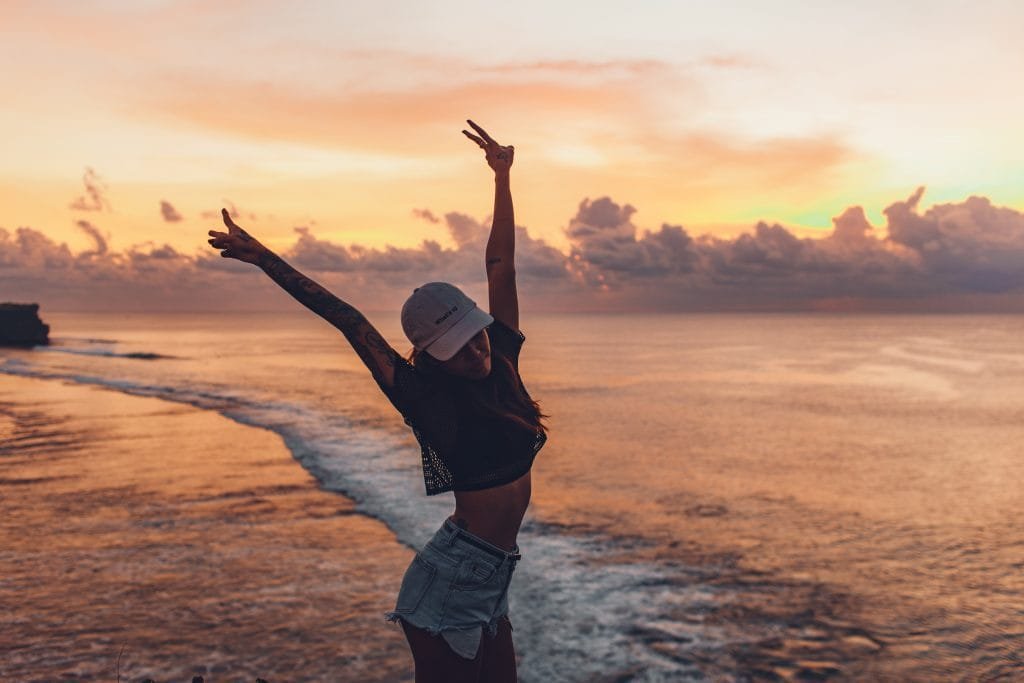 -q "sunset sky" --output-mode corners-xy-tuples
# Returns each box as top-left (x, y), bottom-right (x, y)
(2, 1), (1023, 311)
